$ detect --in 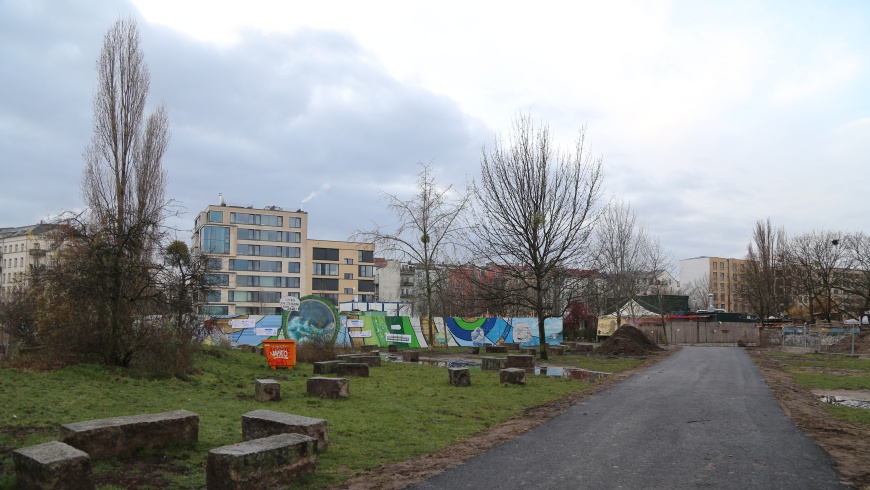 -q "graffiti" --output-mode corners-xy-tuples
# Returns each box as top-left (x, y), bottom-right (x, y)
(230, 312), (564, 349)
